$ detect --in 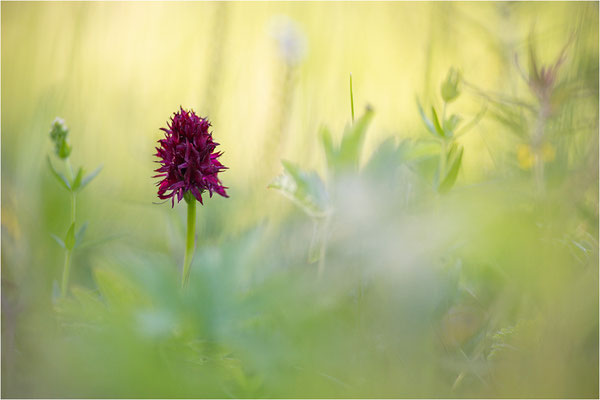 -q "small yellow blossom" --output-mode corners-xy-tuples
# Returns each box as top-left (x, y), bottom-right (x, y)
(517, 142), (556, 170)
(517, 144), (535, 170)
